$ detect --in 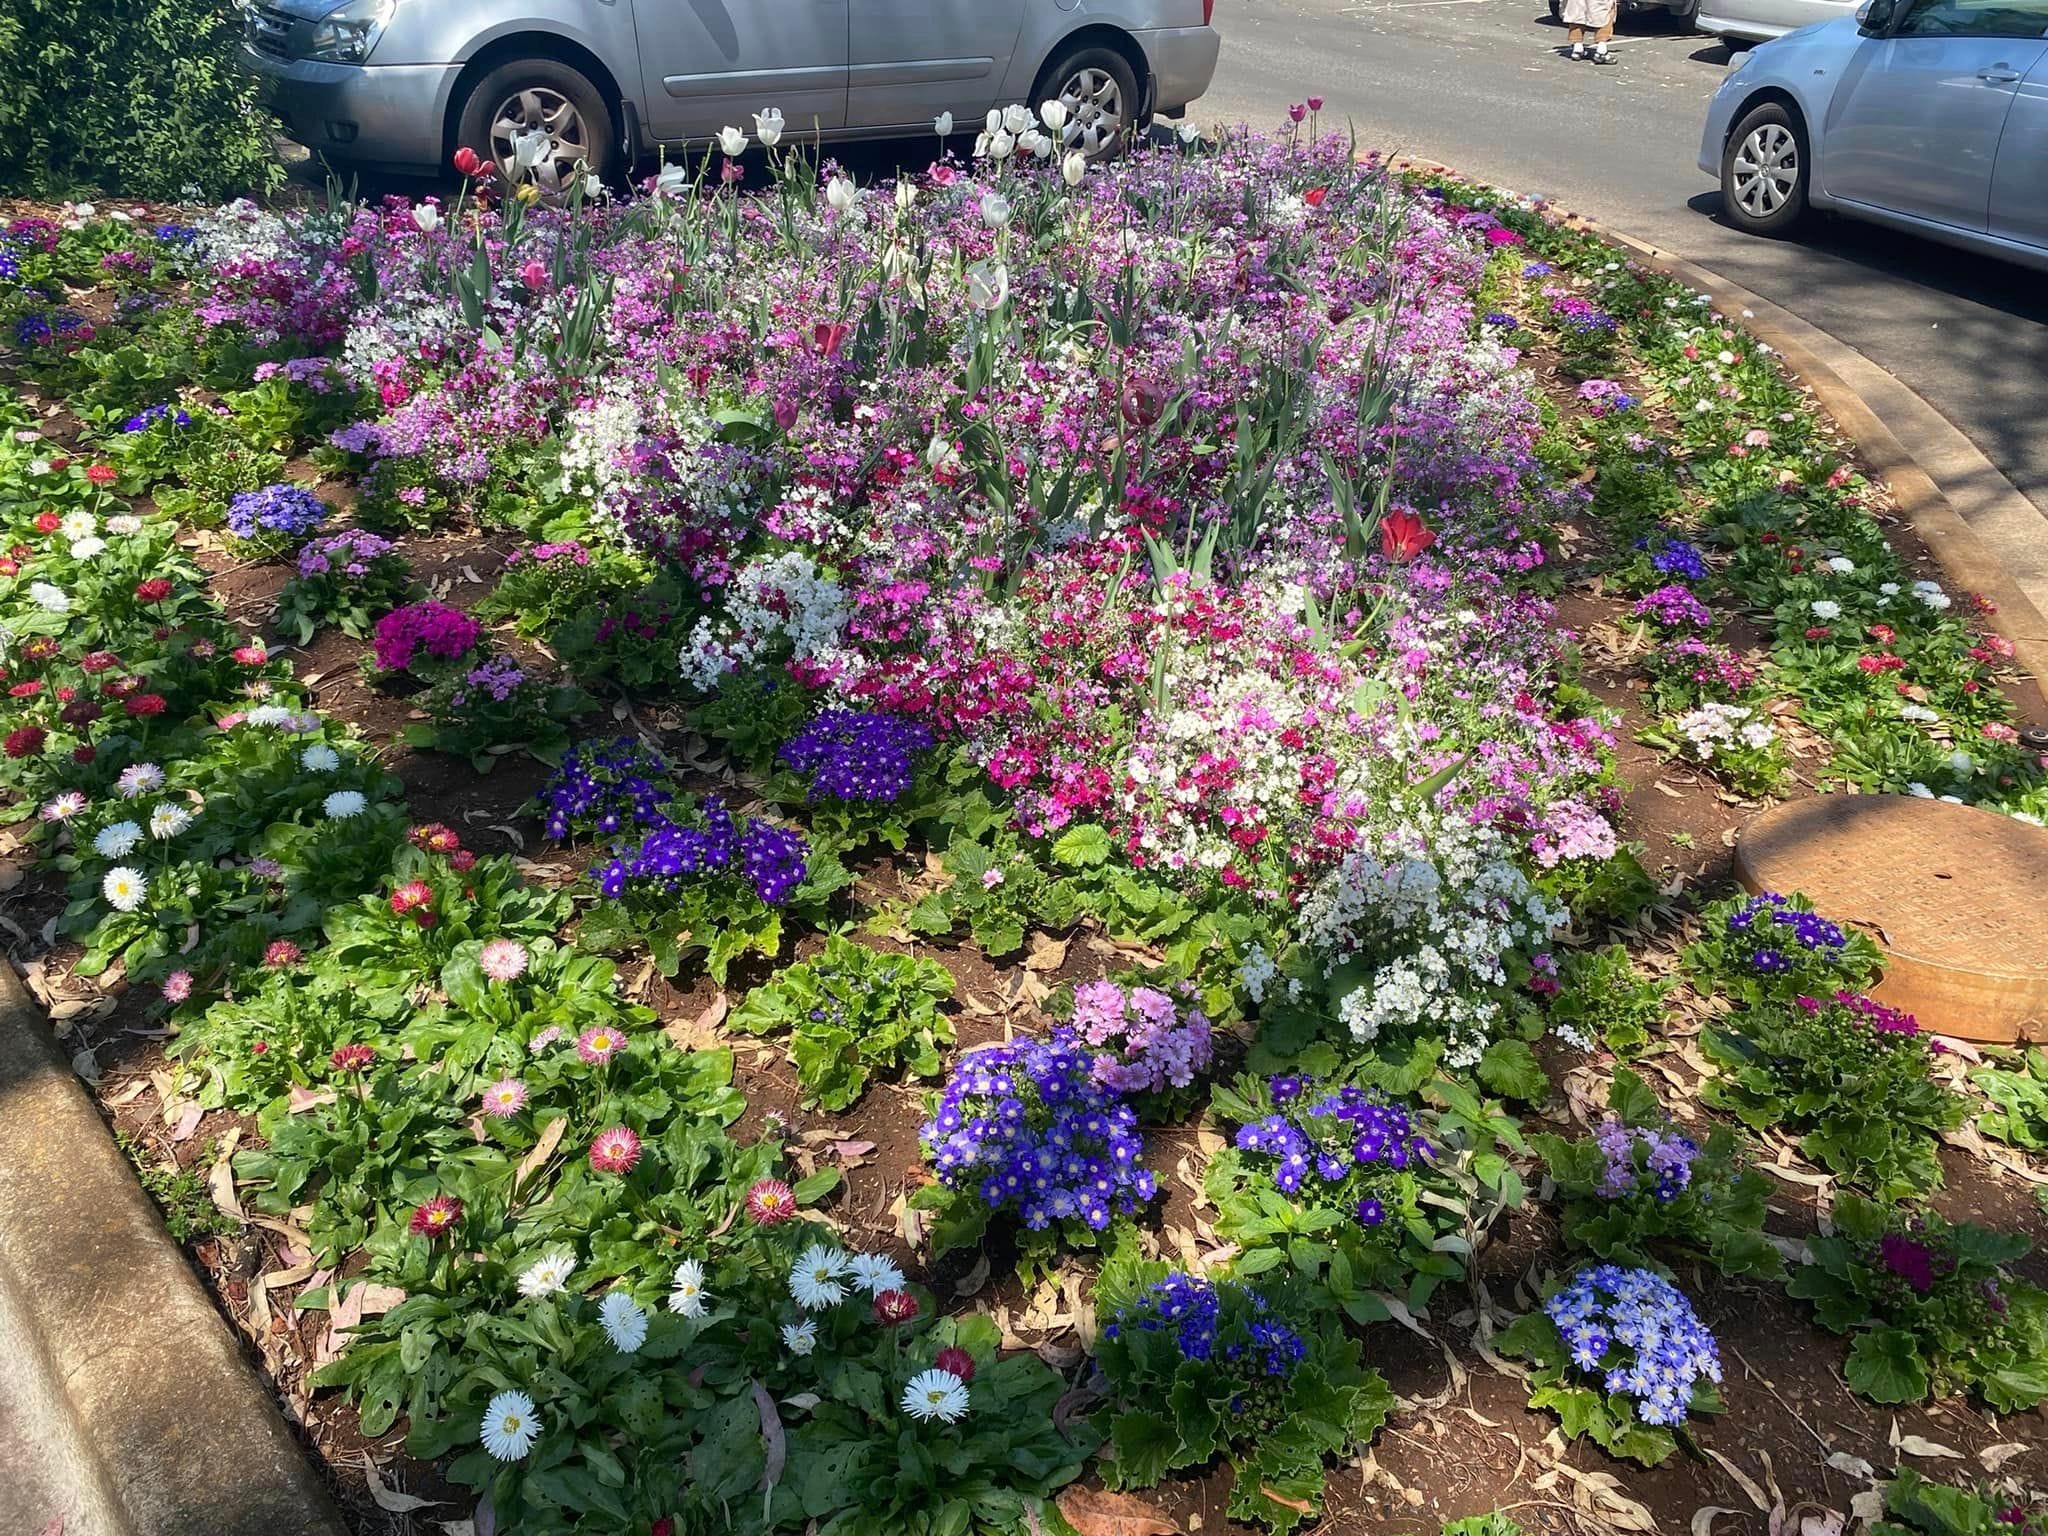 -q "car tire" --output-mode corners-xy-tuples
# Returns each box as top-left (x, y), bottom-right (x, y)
(456, 57), (619, 189)
(1720, 100), (1808, 236)
(1035, 43), (1143, 161)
